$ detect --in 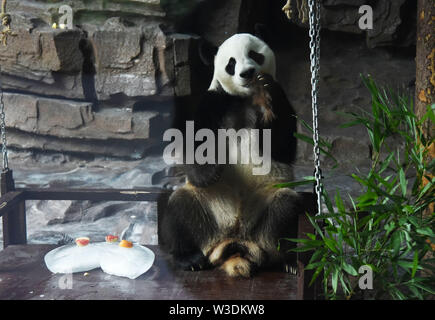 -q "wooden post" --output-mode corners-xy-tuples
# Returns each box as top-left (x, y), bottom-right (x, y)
(1, 169), (26, 248)
(296, 192), (322, 300)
